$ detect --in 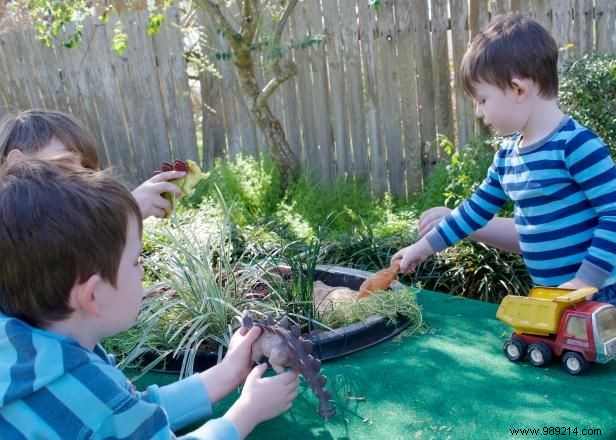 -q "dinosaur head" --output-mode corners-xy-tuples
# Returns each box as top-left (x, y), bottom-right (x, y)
(154, 159), (208, 217)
